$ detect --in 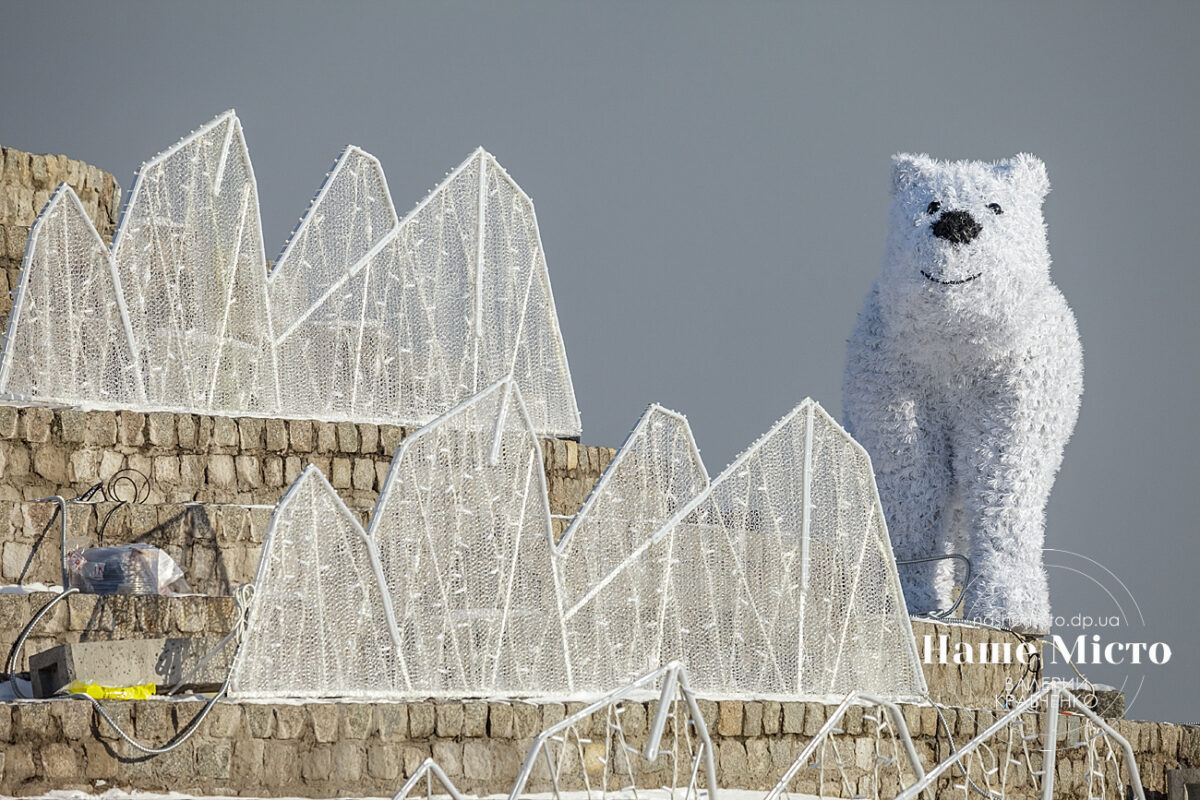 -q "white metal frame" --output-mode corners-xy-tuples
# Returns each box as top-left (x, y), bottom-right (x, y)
(391, 758), (468, 800)
(508, 661), (719, 800)
(369, 378), (568, 696)
(227, 377), (567, 699)
(0, 183), (146, 402)
(229, 389), (931, 701)
(765, 691), (930, 800)
(565, 398), (927, 700)
(895, 682), (1146, 800)
(0, 110), (581, 437)
(555, 403), (708, 557)
(226, 464), (403, 699)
